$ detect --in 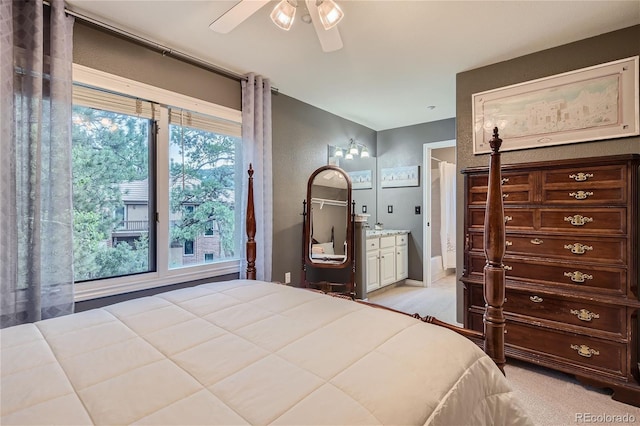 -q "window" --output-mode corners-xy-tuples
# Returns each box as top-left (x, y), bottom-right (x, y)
(72, 65), (242, 300)
(184, 240), (194, 256)
(169, 108), (242, 269)
(71, 90), (155, 282)
(204, 225), (214, 236)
